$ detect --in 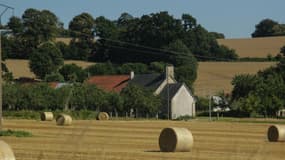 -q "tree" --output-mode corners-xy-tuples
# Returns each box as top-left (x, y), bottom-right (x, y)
(121, 85), (161, 116)
(117, 12), (134, 28)
(181, 14), (197, 31)
(29, 42), (64, 79)
(7, 16), (24, 35)
(59, 64), (87, 82)
(22, 8), (60, 46)
(209, 32), (225, 39)
(231, 74), (261, 101)
(94, 16), (118, 39)
(69, 12), (95, 41)
(44, 72), (64, 82)
(252, 19), (280, 37)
